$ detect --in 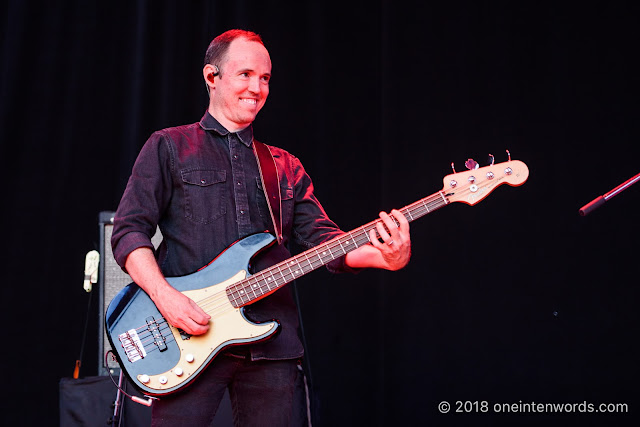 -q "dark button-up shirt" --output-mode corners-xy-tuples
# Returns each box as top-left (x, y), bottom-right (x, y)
(112, 111), (349, 360)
